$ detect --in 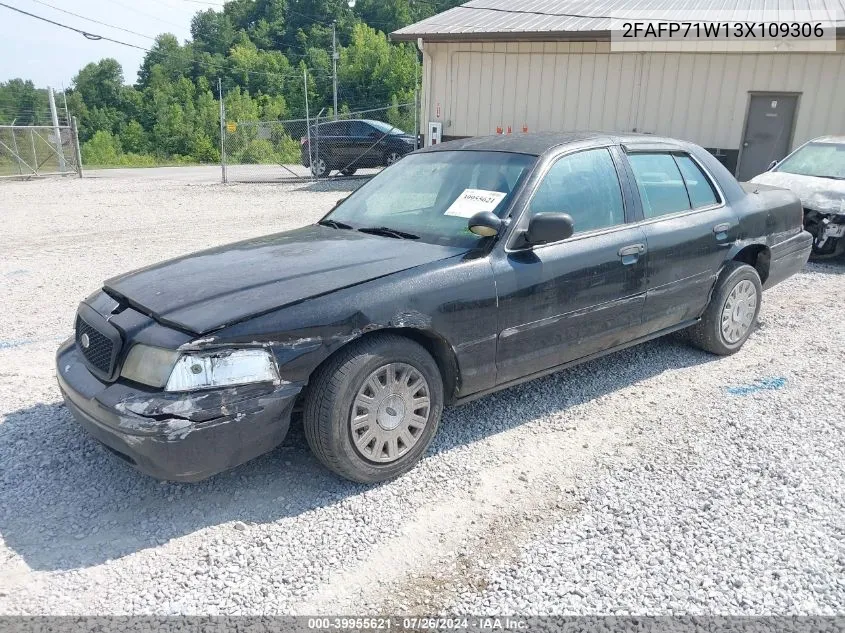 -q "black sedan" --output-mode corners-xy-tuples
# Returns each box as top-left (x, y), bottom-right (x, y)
(57, 133), (812, 483)
(300, 119), (416, 177)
